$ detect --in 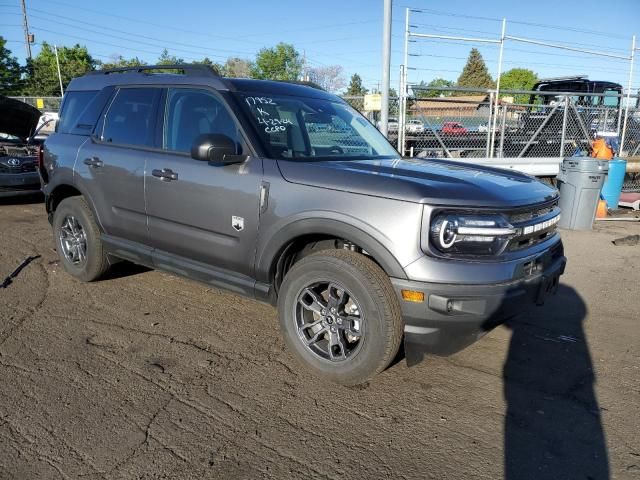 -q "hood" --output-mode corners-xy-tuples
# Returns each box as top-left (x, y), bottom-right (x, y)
(277, 157), (558, 208)
(0, 96), (42, 141)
